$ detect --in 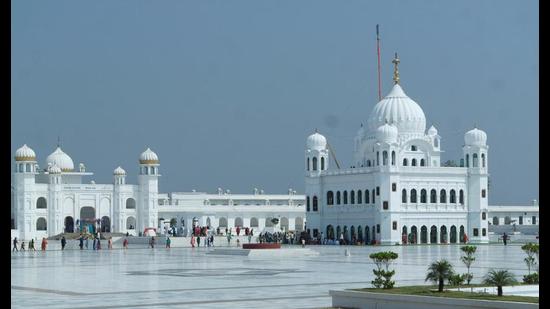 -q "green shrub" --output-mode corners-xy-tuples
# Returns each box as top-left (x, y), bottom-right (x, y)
(523, 272), (539, 284)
